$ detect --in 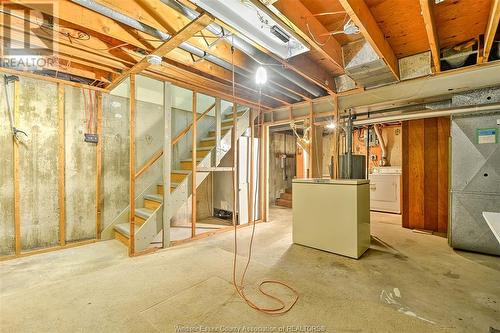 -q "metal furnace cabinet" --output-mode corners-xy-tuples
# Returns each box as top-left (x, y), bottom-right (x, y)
(292, 179), (371, 259)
